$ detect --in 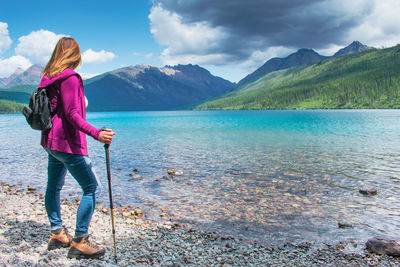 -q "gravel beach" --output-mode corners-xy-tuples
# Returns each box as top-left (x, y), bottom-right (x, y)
(0, 182), (399, 266)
